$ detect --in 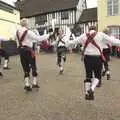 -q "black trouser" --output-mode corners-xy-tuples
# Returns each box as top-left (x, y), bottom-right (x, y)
(19, 47), (37, 78)
(57, 46), (66, 67)
(0, 48), (9, 66)
(0, 48), (9, 60)
(84, 55), (103, 82)
(103, 48), (111, 72)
